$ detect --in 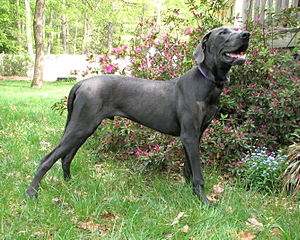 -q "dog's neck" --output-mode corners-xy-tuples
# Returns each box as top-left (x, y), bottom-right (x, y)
(198, 62), (230, 88)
